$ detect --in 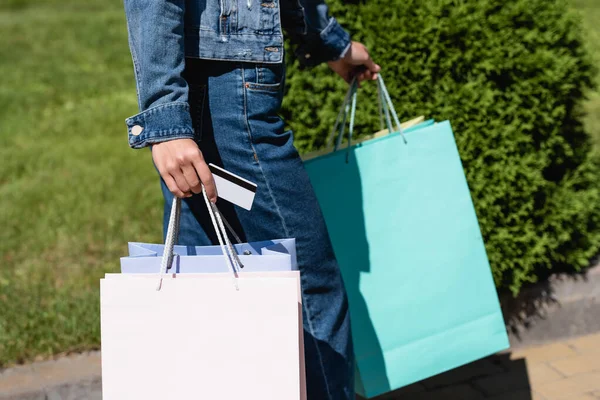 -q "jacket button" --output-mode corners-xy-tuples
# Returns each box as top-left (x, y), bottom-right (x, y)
(131, 125), (144, 136)
(305, 53), (311, 59)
